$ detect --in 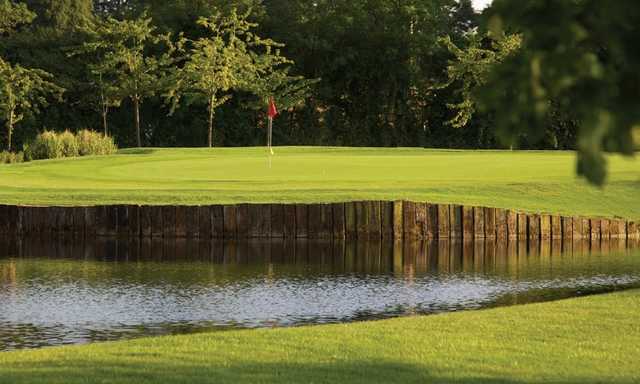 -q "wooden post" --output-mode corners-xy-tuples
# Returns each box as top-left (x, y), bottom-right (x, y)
(115, 205), (129, 236)
(438, 204), (450, 240)
(223, 205), (237, 239)
(612, 220), (627, 239)
(248, 204), (271, 238)
(390, 201), (402, 240)
(600, 219), (610, 240)
(175, 206), (187, 238)
(236, 204), (249, 239)
(162, 206), (176, 238)
(517, 213), (527, 240)
(271, 204), (285, 238)
(151, 206), (163, 238)
(590, 219), (601, 241)
(309, 204), (332, 239)
(345, 202), (357, 239)
(528, 214), (540, 240)
(462, 206), (474, 241)
(139, 206), (151, 237)
(484, 208), (496, 239)
(368, 201), (382, 240)
(507, 210), (518, 240)
(581, 218), (591, 240)
(495, 208), (508, 241)
(381, 201), (394, 240)
(356, 201), (369, 240)
(211, 205), (224, 238)
(322, 203), (334, 239)
(427, 203), (438, 240)
(0, 205), (7, 234)
(199, 205), (212, 239)
(283, 204), (296, 238)
(562, 217), (573, 241)
(540, 214), (551, 240)
(128, 205), (140, 238)
(572, 217), (583, 239)
(332, 203), (346, 239)
(450, 205), (462, 239)
(185, 206), (199, 238)
(474, 207), (485, 239)
(84, 206), (96, 238)
(551, 215), (562, 239)
(627, 221), (639, 239)
(295, 204), (308, 238)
